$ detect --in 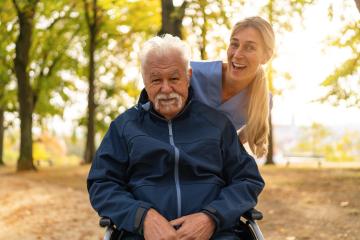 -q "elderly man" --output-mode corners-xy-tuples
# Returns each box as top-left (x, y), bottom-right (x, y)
(87, 34), (264, 240)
